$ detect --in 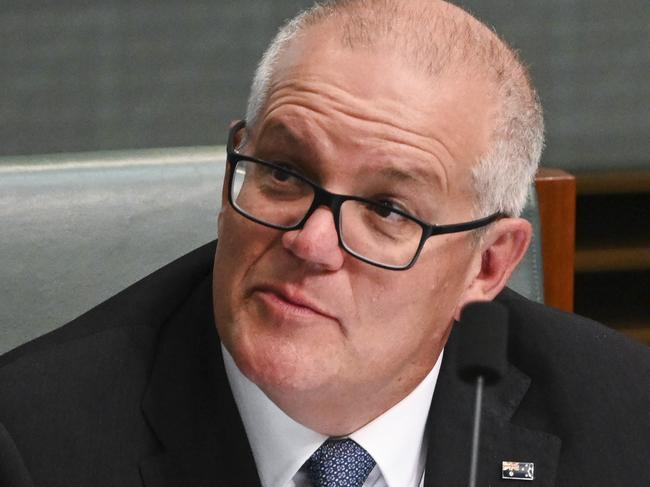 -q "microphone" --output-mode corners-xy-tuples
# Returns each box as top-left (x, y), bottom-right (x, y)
(458, 301), (509, 487)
